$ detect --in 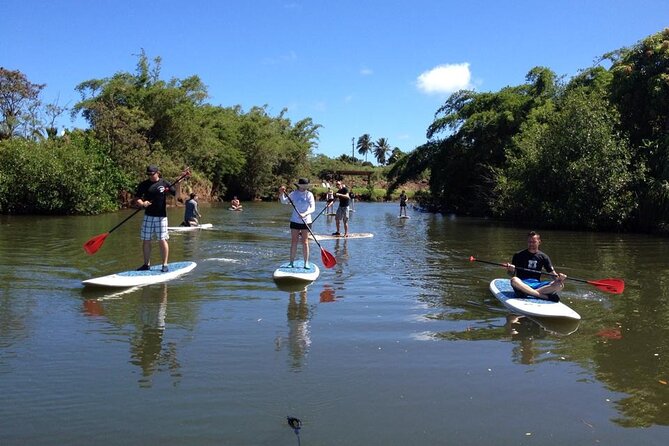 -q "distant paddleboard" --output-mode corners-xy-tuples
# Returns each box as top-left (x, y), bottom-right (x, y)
(490, 278), (580, 320)
(228, 207), (243, 211)
(310, 232), (374, 240)
(273, 260), (320, 283)
(168, 223), (213, 232)
(326, 213), (337, 216)
(399, 215), (410, 219)
(82, 261), (197, 288)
